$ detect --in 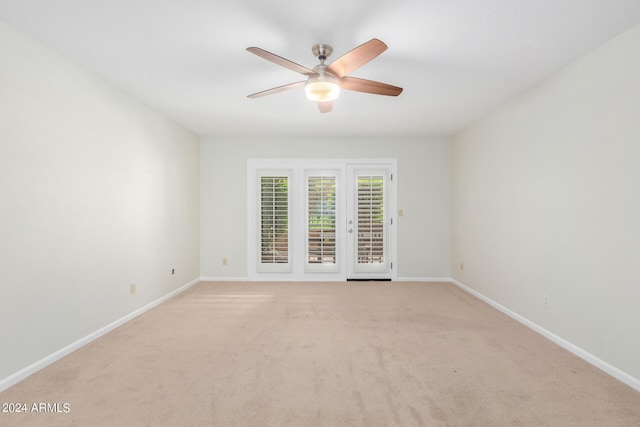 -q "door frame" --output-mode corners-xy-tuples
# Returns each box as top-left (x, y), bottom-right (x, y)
(346, 164), (393, 280)
(247, 158), (397, 281)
